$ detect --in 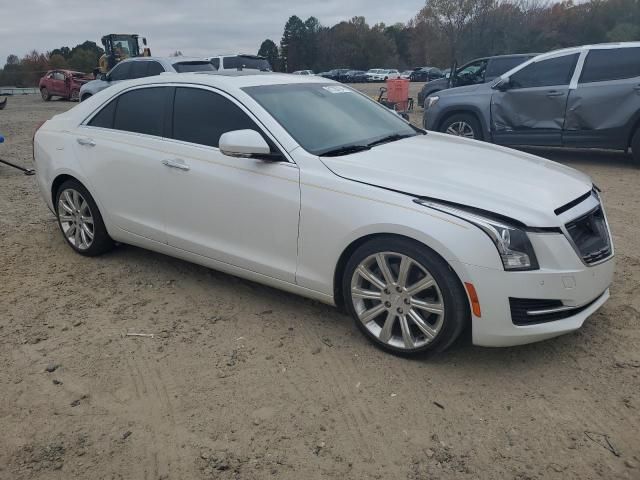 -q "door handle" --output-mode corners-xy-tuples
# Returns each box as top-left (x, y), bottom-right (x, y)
(76, 137), (95, 147)
(546, 91), (564, 97)
(161, 159), (190, 171)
